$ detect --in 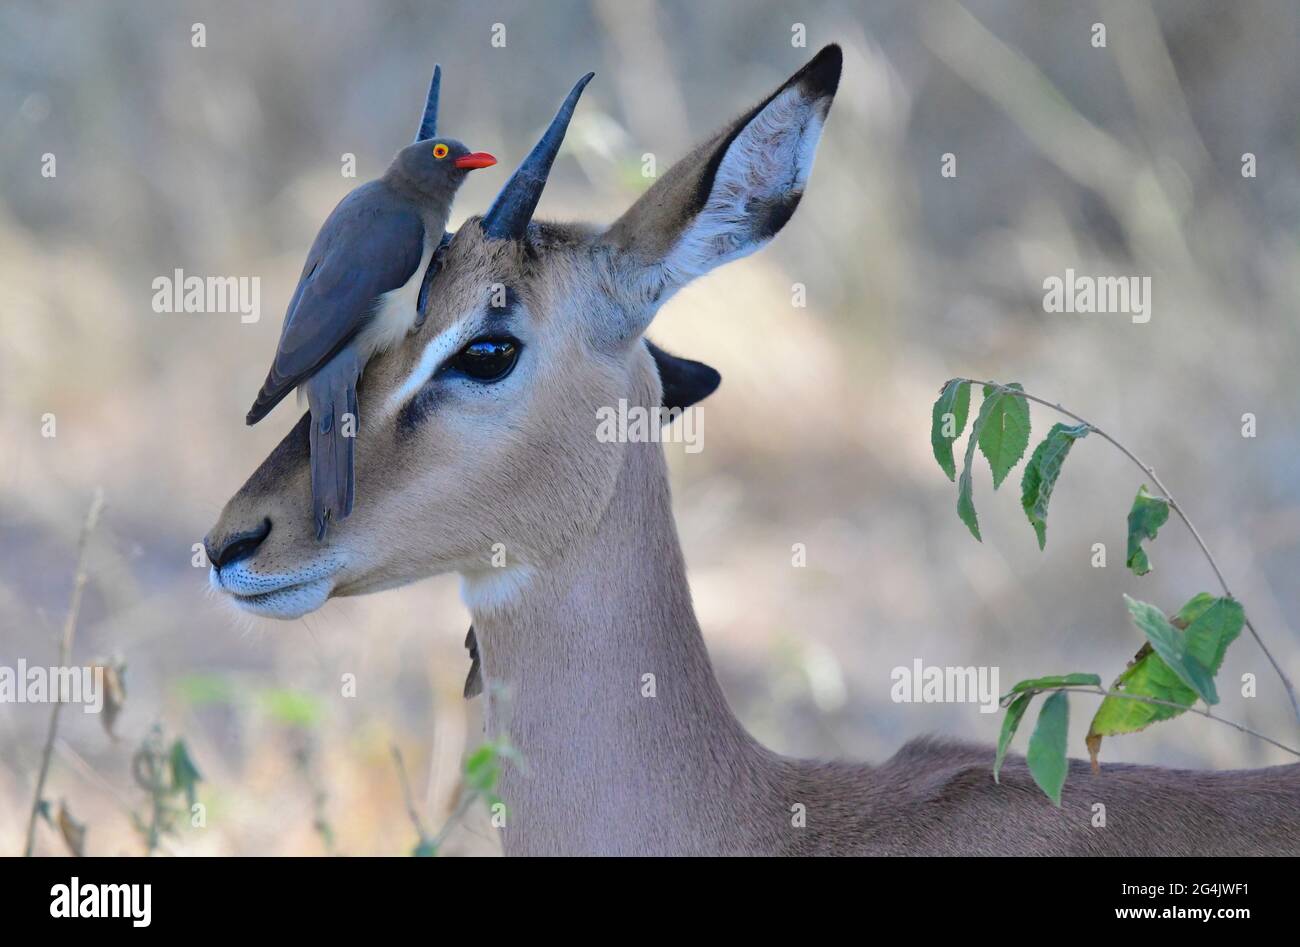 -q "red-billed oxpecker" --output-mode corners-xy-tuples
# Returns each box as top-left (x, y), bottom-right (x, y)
(245, 65), (496, 538)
